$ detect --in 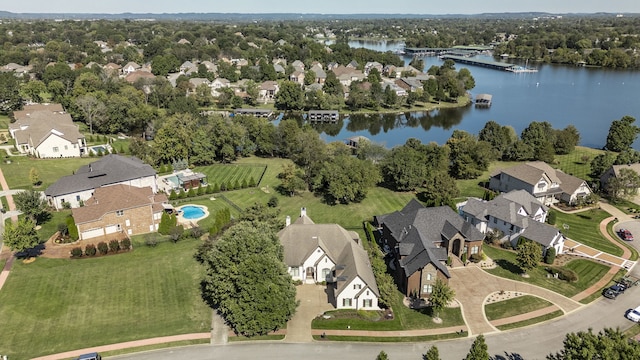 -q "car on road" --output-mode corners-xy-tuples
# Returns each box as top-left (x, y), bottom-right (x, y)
(603, 284), (626, 299)
(618, 228), (634, 241)
(627, 306), (640, 322)
(77, 353), (101, 360)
